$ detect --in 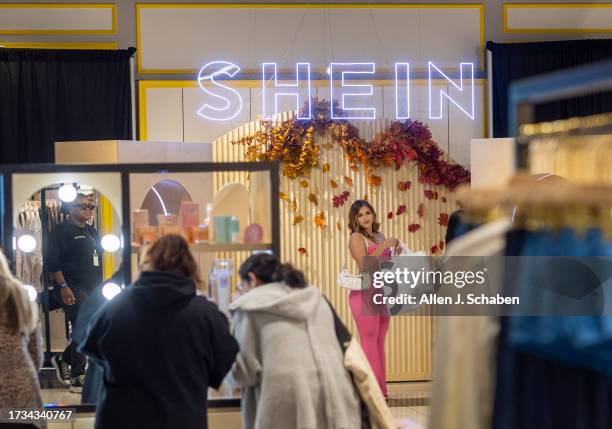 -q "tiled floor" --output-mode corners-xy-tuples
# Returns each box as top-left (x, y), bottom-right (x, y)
(41, 369), (430, 429)
(388, 382), (430, 429)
